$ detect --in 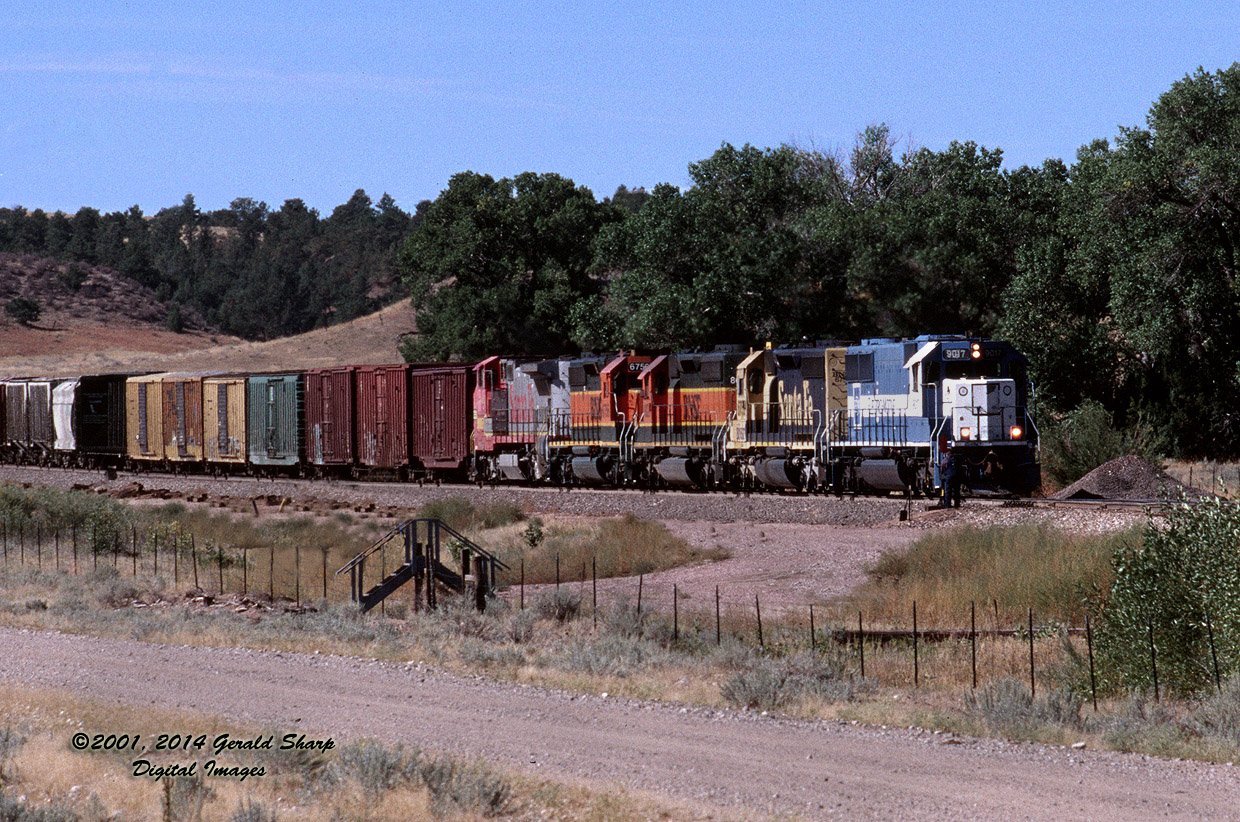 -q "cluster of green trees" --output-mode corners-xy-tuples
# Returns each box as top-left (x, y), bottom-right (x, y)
(401, 65), (1240, 457)
(0, 189), (413, 339)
